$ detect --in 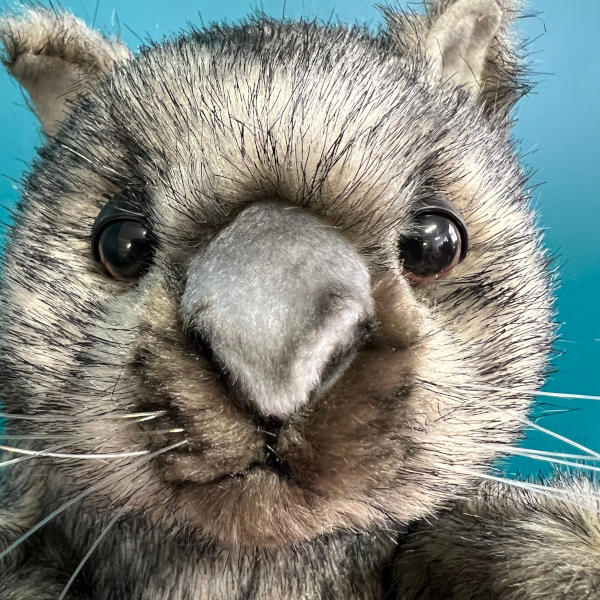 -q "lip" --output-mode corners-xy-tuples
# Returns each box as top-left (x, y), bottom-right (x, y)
(137, 404), (291, 485)
(157, 449), (293, 486)
(200, 458), (293, 486)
